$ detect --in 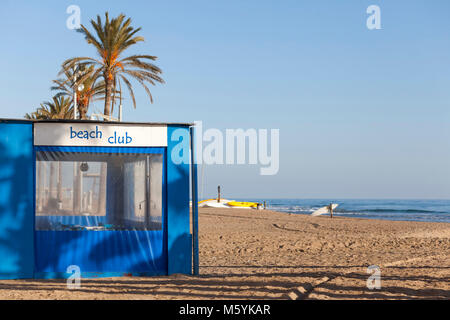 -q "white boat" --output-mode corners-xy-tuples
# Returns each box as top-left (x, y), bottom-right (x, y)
(311, 204), (339, 216)
(198, 198), (234, 208)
